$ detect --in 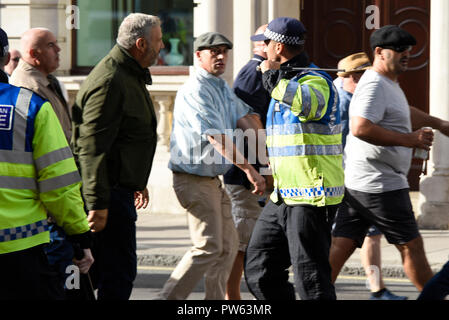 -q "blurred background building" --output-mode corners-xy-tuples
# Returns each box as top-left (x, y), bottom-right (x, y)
(0, 0), (448, 229)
